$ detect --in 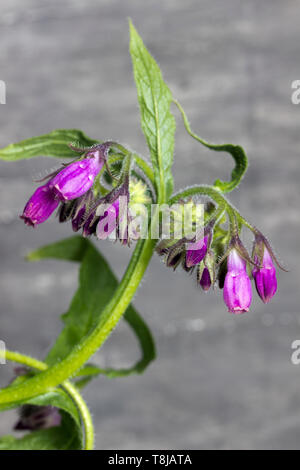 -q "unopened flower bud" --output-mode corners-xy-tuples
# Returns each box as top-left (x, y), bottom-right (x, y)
(71, 191), (94, 232)
(197, 250), (215, 291)
(82, 210), (99, 237)
(253, 245), (277, 303)
(86, 178), (130, 241)
(199, 267), (212, 291)
(58, 199), (78, 223)
(185, 234), (209, 268)
(96, 199), (121, 240)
